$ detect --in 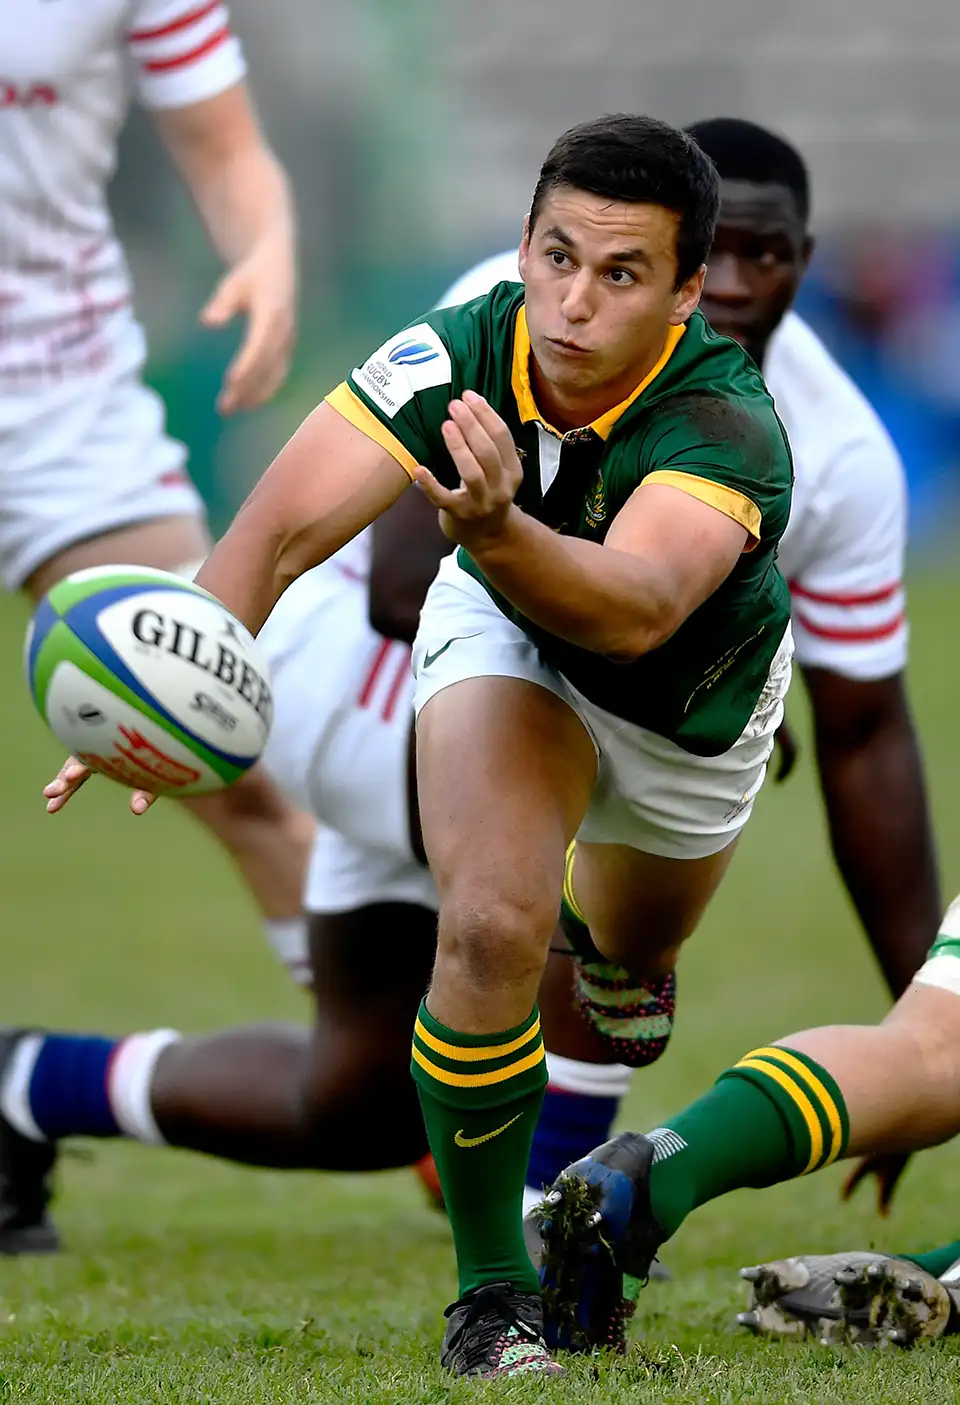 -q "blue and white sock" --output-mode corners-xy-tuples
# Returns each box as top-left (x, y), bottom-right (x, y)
(0, 1030), (180, 1144)
(523, 1053), (634, 1213)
